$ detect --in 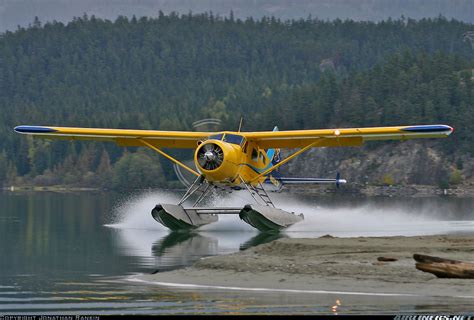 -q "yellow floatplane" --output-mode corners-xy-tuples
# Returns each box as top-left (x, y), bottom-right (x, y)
(15, 123), (453, 231)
